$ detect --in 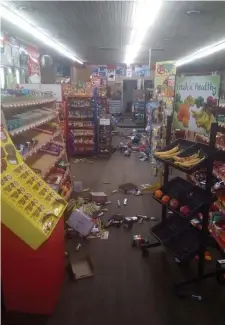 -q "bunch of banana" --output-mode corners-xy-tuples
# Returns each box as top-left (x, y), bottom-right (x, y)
(173, 151), (200, 162)
(192, 109), (214, 133)
(154, 145), (183, 159)
(174, 156), (205, 168)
